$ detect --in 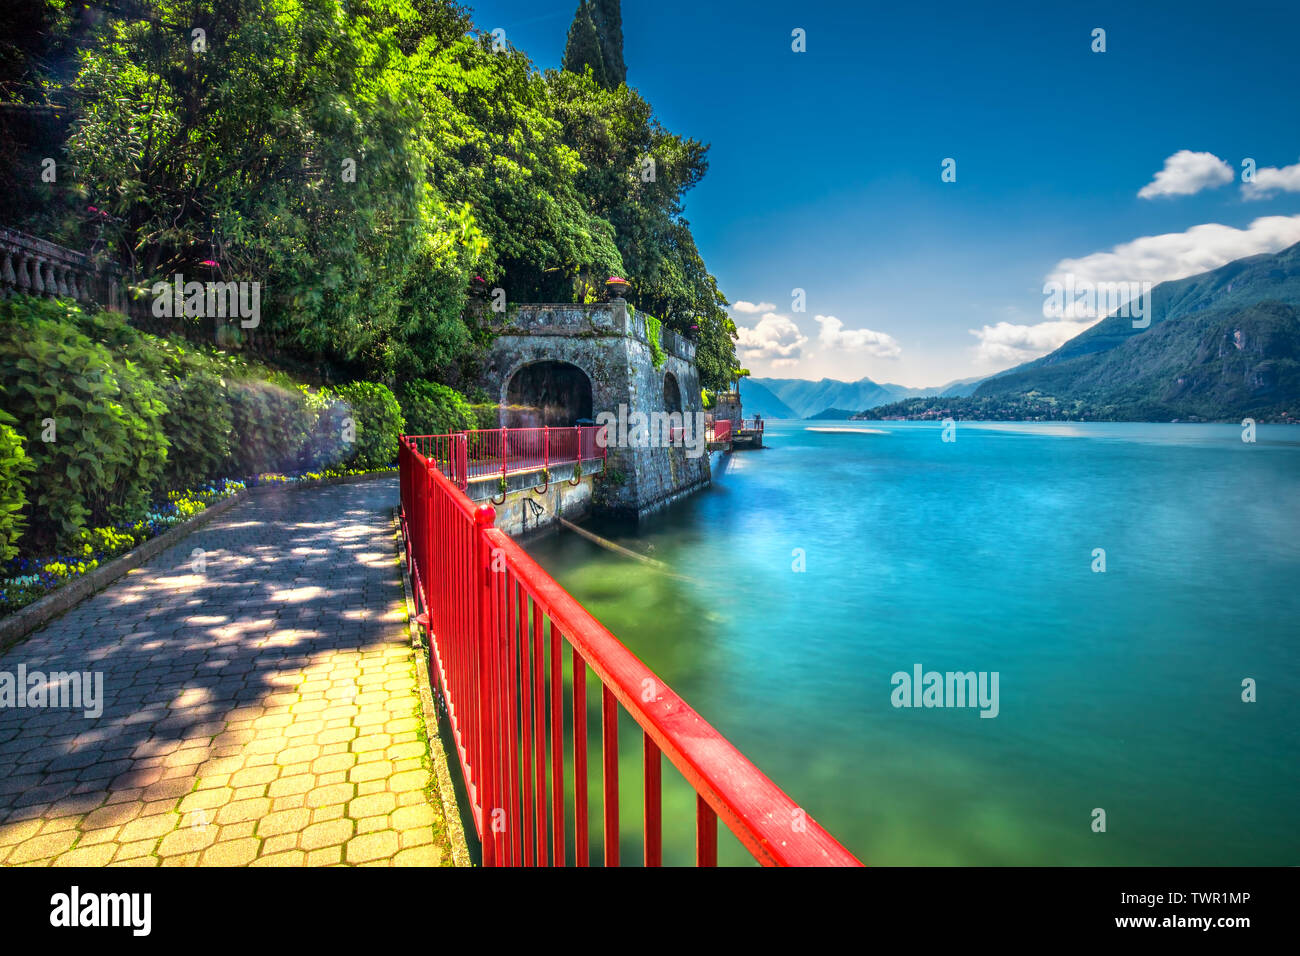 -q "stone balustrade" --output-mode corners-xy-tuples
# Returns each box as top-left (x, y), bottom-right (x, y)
(0, 226), (125, 312)
(479, 299), (697, 362)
